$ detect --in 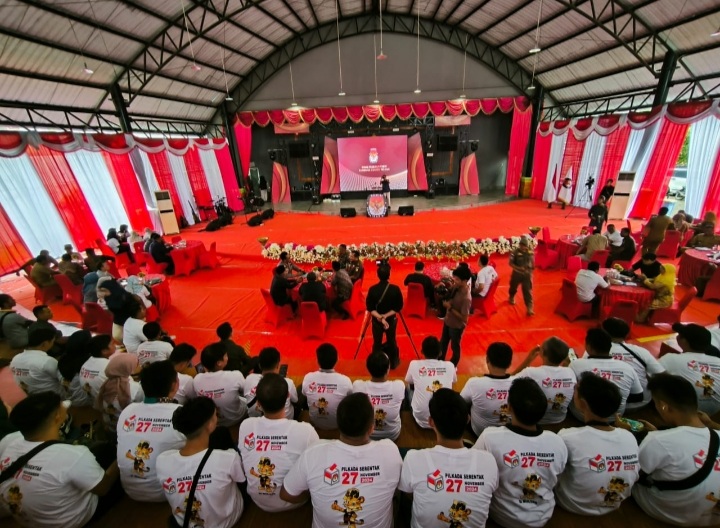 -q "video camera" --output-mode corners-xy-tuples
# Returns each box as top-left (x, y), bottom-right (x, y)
(585, 177), (596, 189)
